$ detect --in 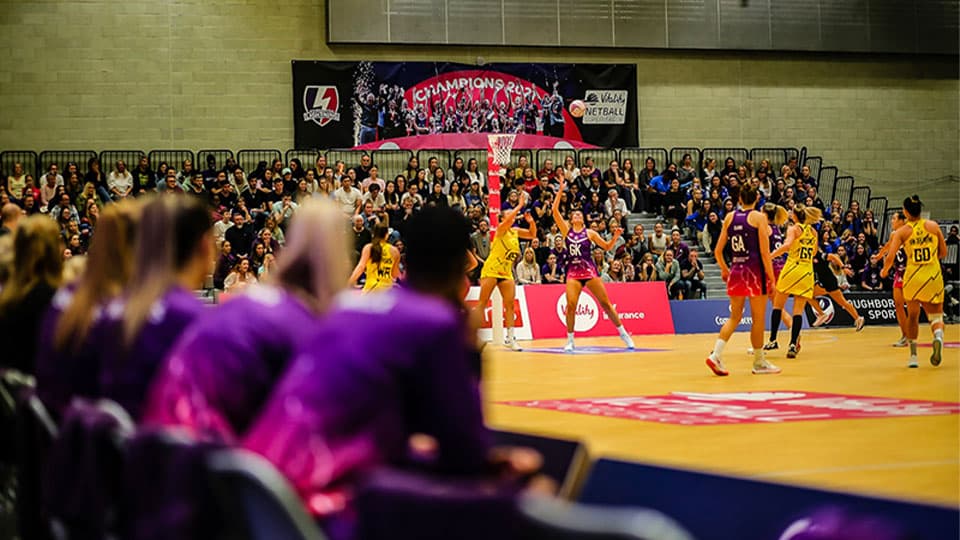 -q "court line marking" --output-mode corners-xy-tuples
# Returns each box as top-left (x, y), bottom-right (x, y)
(752, 460), (960, 479)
